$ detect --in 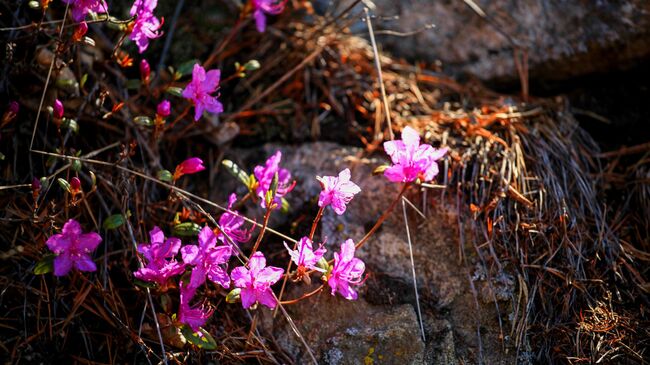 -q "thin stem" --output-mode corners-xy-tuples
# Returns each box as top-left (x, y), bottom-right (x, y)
(250, 207), (272, 257)
(280, 285), (324, 305)
(163, 105), (191, 133)
(355, 183), (409, 250)
(309, 206), (324, 241)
